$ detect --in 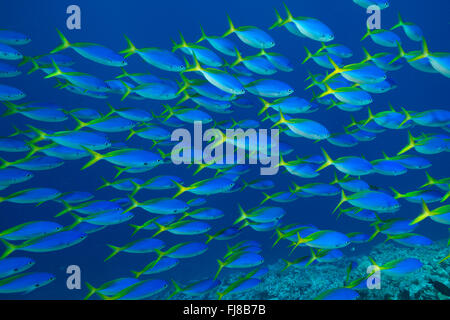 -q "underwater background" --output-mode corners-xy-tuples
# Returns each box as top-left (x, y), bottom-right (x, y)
(0, 0), (449, 299)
